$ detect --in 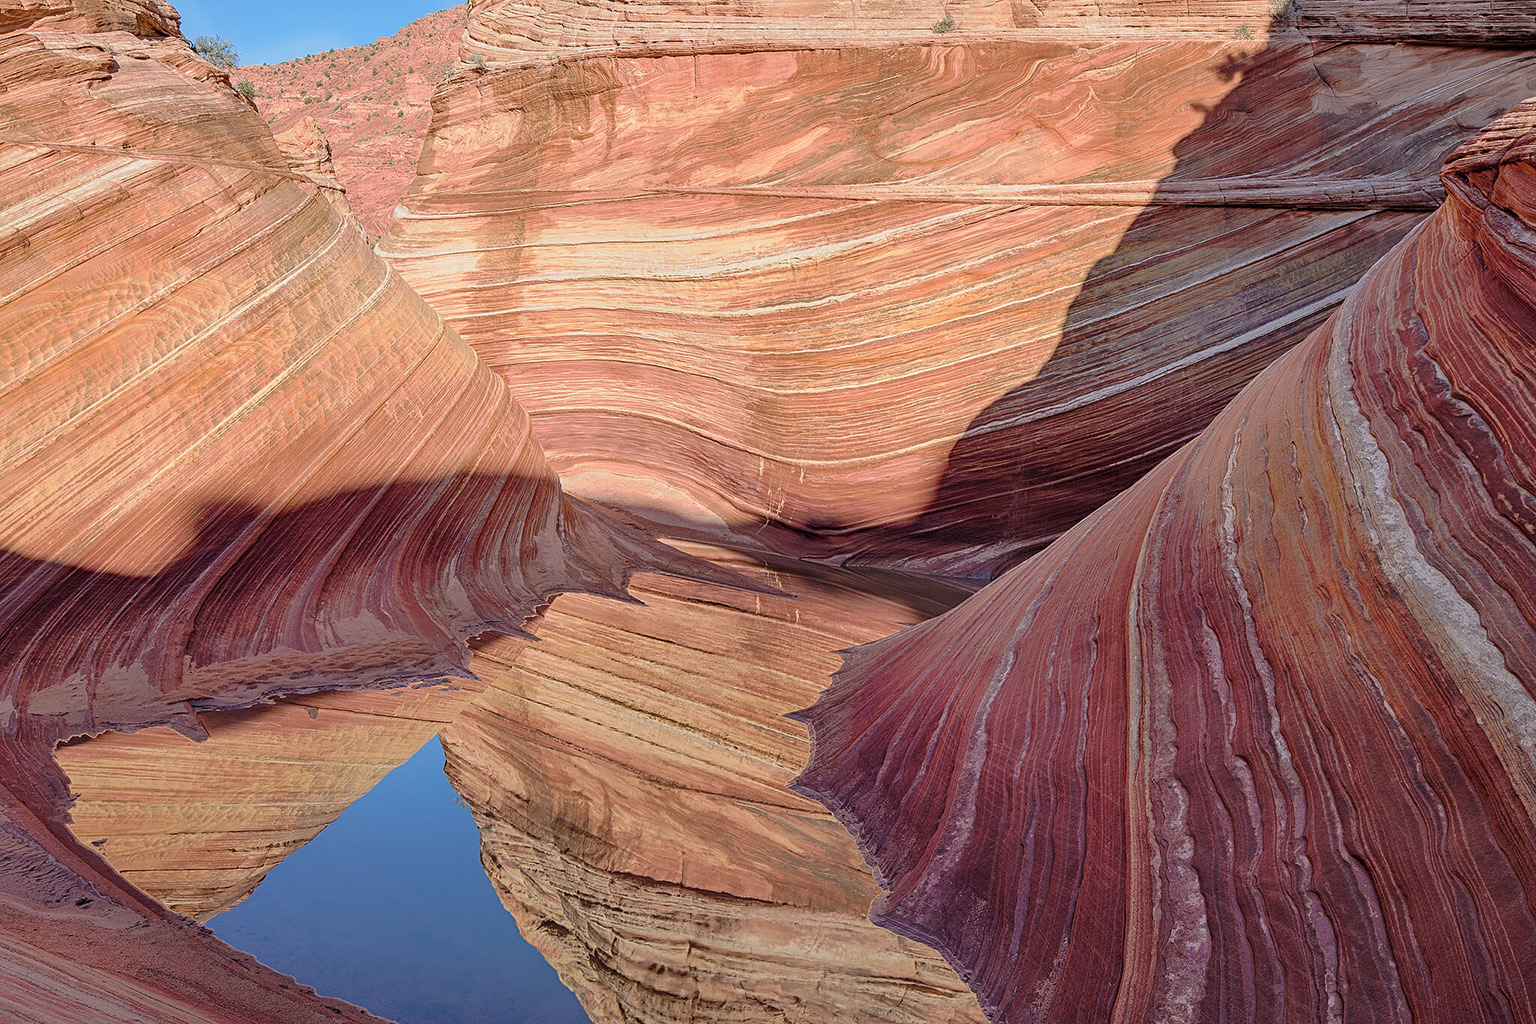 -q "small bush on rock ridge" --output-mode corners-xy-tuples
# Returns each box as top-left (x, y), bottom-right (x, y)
(191, 34), (239, 67)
